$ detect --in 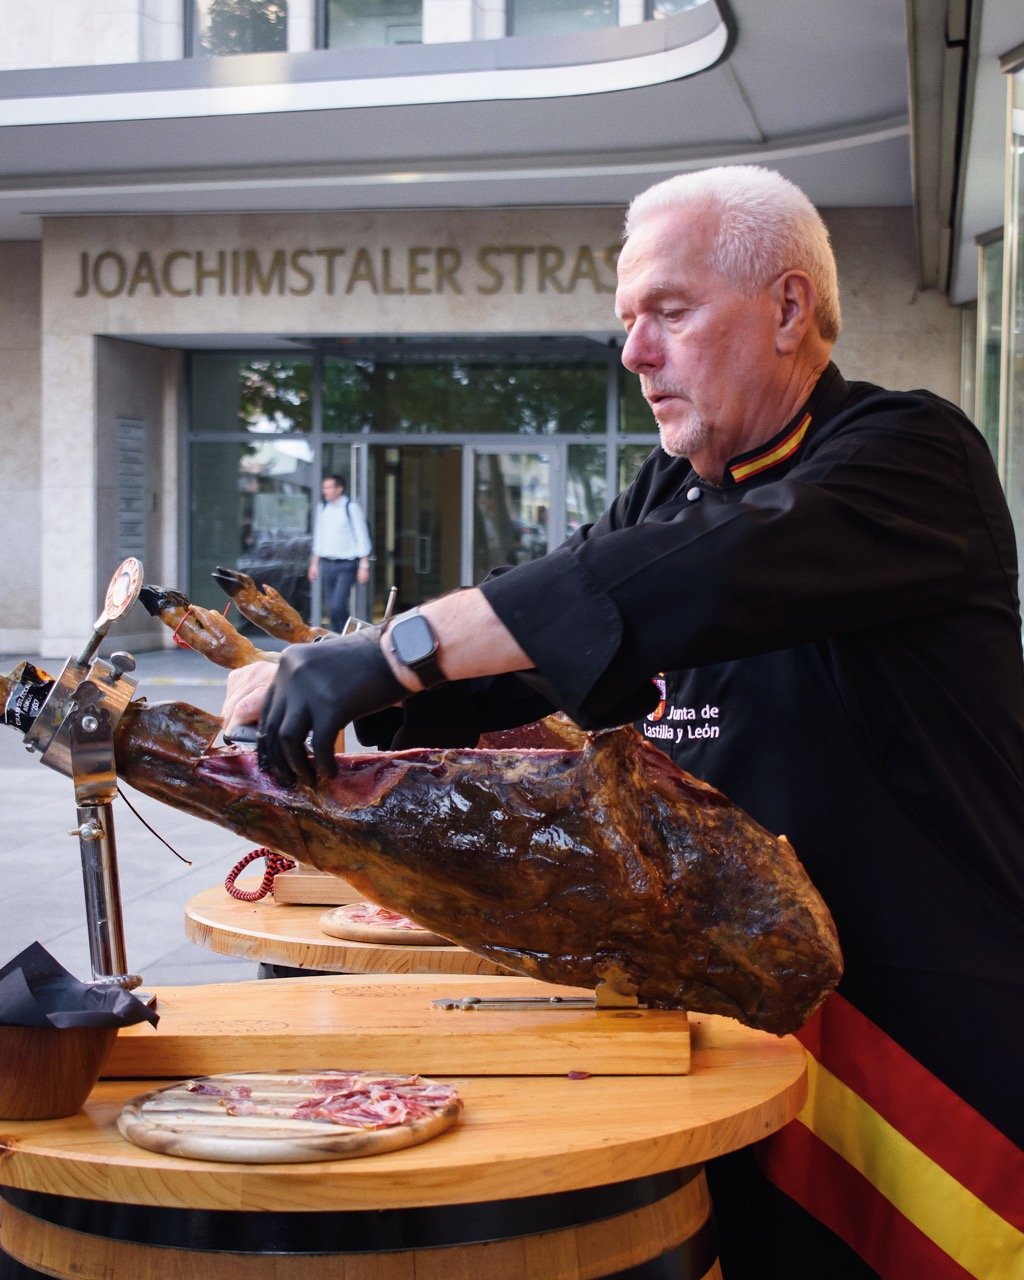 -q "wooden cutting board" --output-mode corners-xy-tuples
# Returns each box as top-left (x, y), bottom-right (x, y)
(270, 865), (367, 906)
(105, 975), (691, 1078)
(183, 886), (510, 976)
(117, 1069), (462, 1164)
